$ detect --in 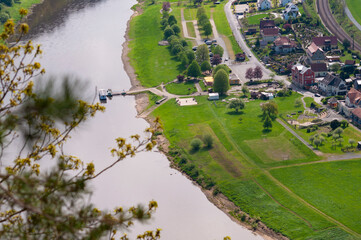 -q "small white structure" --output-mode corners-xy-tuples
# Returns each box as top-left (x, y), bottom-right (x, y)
(176, 98), (198, 106)
(208, 93), (219, 100)
(258, 0), (271, 10)
(282, 3), (299, 20)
